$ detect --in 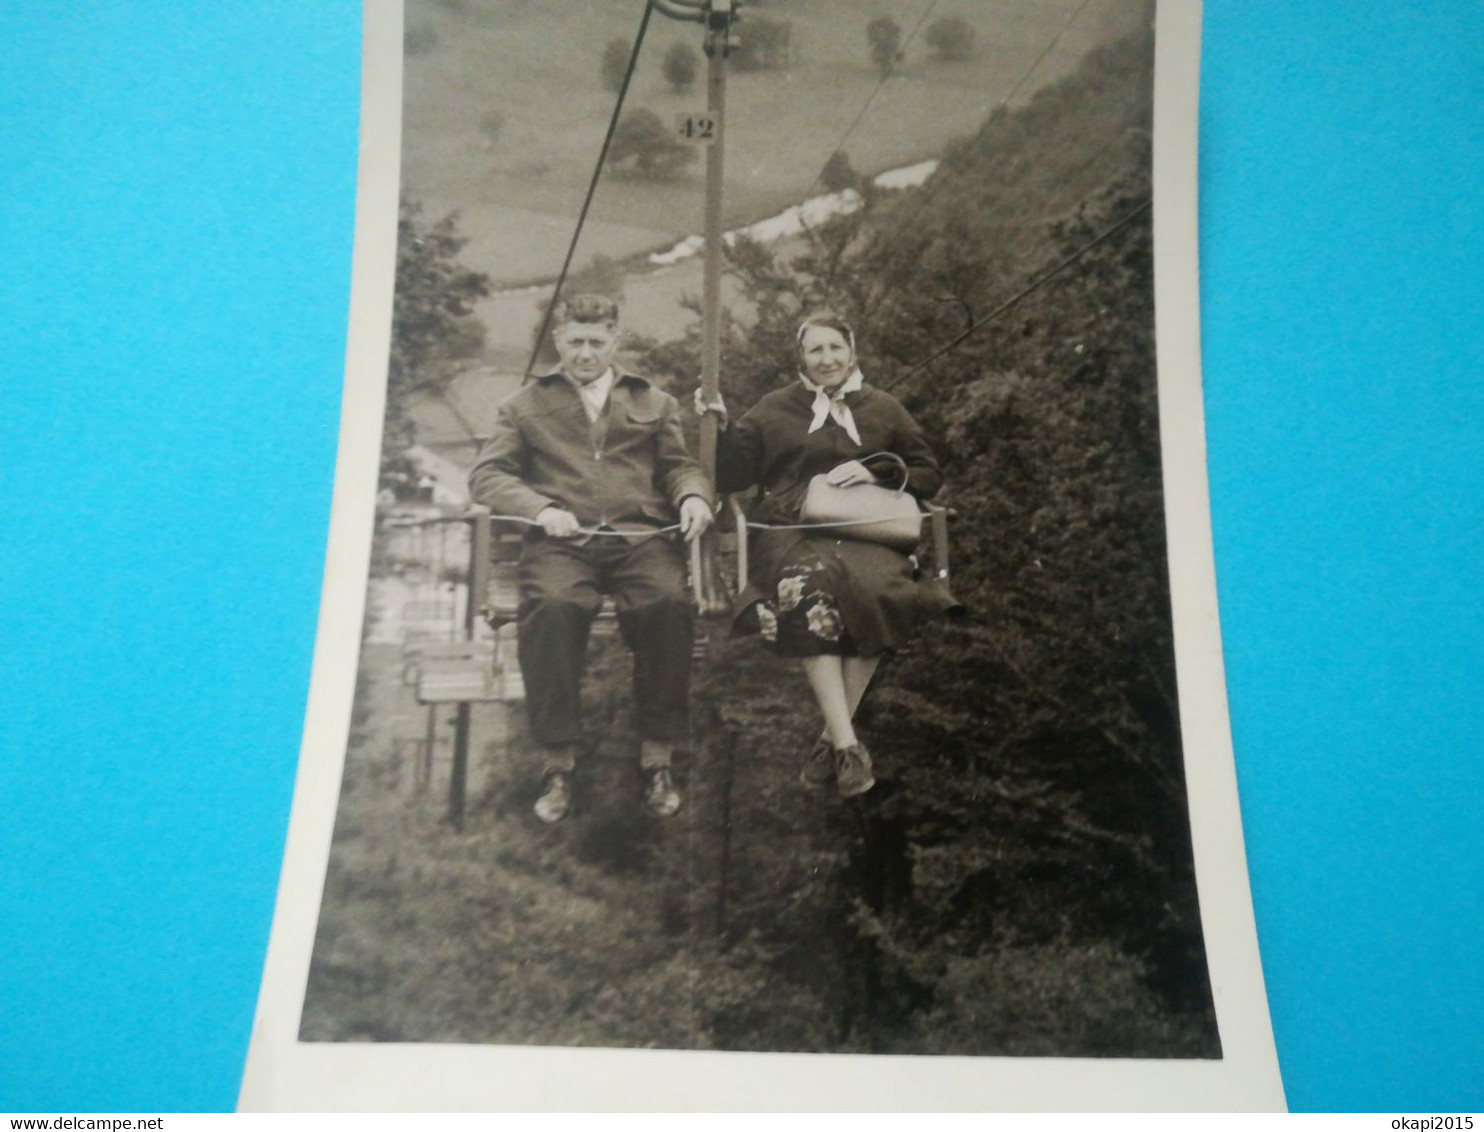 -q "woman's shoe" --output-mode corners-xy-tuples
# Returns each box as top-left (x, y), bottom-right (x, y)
(834, 743), (875, 797)
(800, 737), (834, 788)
